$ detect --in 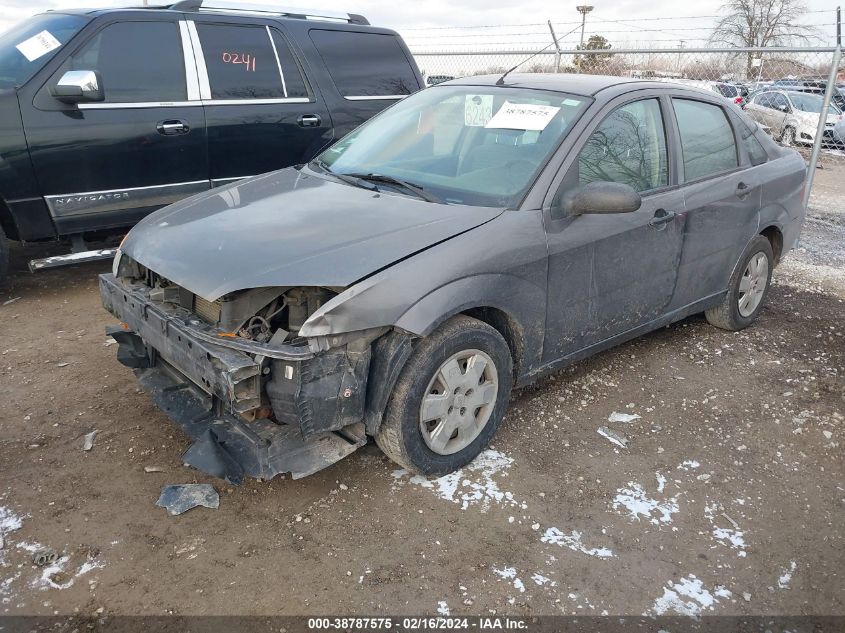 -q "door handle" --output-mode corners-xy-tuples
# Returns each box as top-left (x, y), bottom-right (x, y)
(648, 208), (676, 228)
(156, 120), (189, 135)
(297, 114), (322, 128)
(735, 181), (754, 199)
